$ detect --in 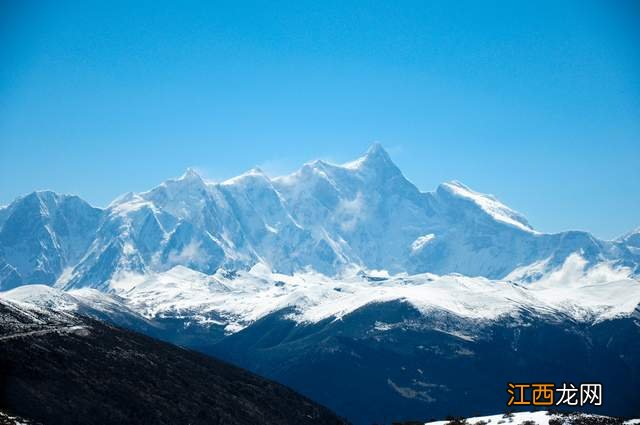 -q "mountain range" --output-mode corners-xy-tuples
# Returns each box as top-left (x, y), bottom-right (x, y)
(2, 145), (640, 423)
(1, 144), (638, 291)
